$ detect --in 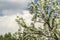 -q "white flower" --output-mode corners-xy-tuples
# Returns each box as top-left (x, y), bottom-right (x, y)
(54, 0), (57, 2)
(52, 6), (55, 10)
(56, 6), (60, 10)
